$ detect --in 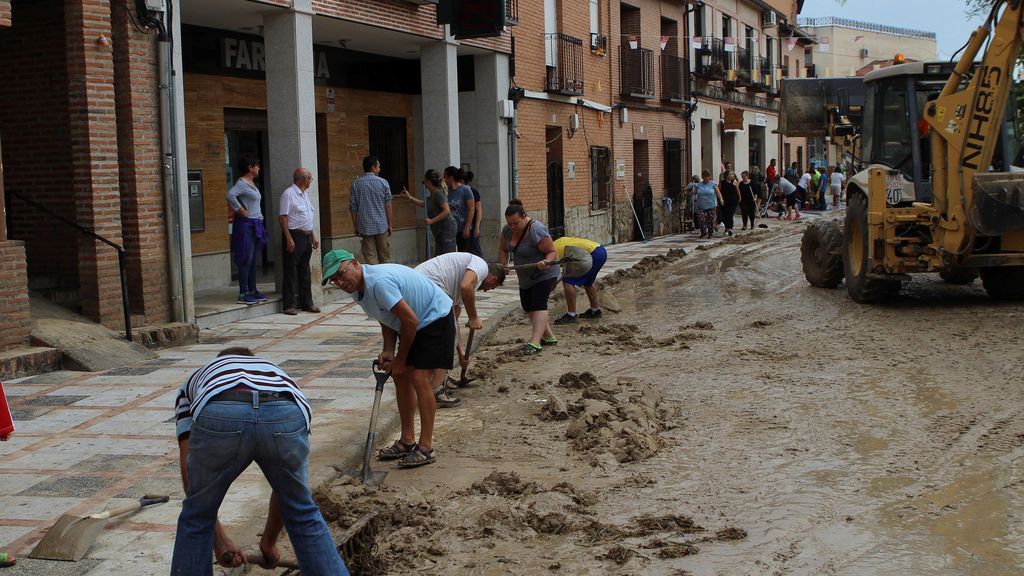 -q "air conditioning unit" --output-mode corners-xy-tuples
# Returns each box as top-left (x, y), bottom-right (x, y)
(762, 11), (777, 27)
(859, 48), (869, 58)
